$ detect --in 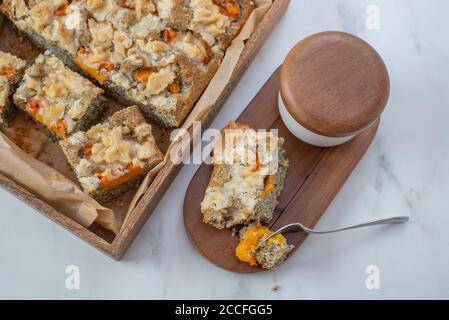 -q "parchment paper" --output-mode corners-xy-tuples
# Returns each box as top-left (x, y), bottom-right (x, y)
(0, 132), (121, 233)
(0, 0), (273, 235)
